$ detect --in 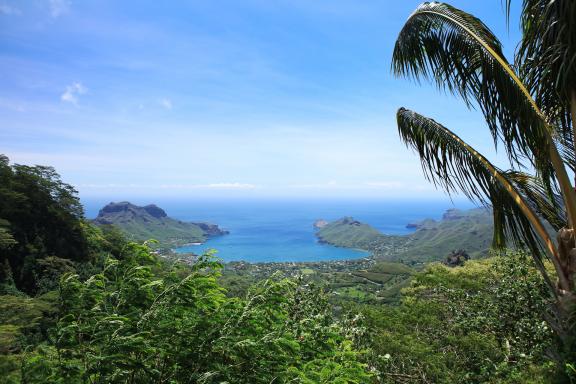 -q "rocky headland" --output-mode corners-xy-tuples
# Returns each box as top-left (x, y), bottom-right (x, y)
(93, 201), (228, 247)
